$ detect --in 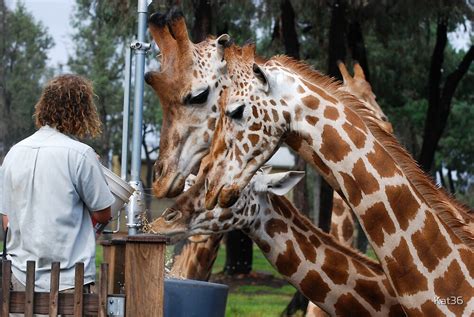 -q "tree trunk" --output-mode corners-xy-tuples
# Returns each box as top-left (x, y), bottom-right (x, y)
(223, 230), (252, 275)
(419, 16), (474, 173)
(191, 0), (214, 42)
(447, 168), (455, 194)
(347, 20), (370, 82)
